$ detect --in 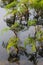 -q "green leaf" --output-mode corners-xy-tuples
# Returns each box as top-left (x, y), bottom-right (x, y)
(5, 0), (17, 9)
(28, 20), (37, 26)
(24, 37), (35, 47)
(11, 22), (19, 30)
(36, 31), (43, 42)
(31, 44), (36, 52)
(7, 36), (19, 52)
